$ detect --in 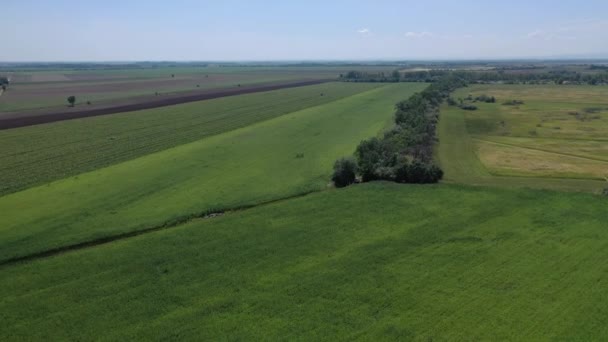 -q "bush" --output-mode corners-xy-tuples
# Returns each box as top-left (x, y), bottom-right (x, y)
(331, 158), (357, 188)
(459, 104), (478, 111)
(355, 137), (396, 182)
(395, 160), (443, 183)
(474, 94), (496, 103)
(502, 100), (524, 106)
